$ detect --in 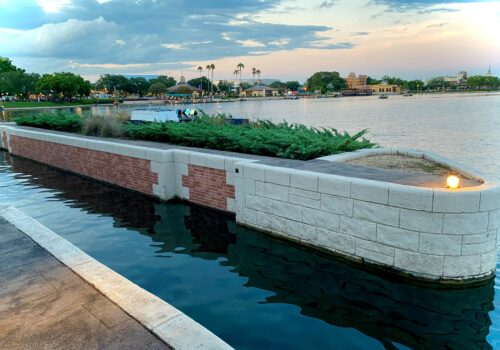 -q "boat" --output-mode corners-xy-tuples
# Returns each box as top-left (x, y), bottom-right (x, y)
(379, 94), (388, 99)
(130, 107), (198, 123)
